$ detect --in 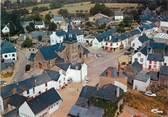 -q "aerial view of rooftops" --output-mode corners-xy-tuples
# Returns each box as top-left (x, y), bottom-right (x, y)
(1, 0), (168, 117)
